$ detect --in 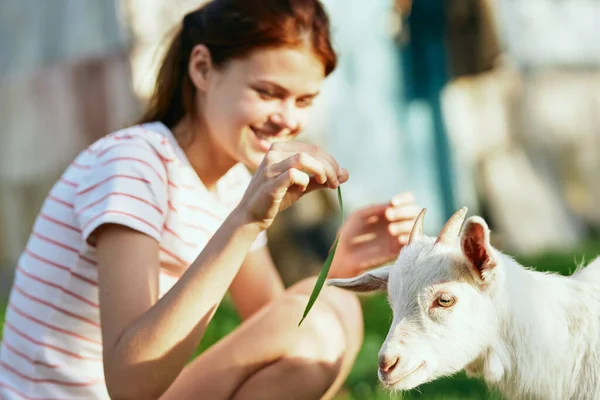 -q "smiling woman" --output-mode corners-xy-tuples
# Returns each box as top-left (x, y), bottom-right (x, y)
(0, 1), (422, 399)
(139, 0), (335, 176)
